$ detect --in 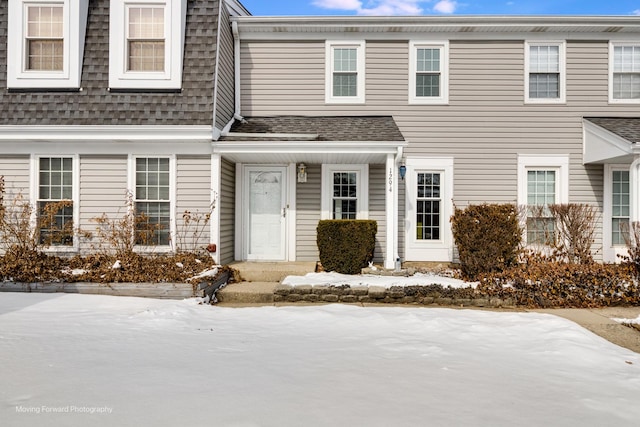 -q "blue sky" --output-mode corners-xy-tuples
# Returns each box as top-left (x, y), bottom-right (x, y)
(240, 1), (640, 16)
